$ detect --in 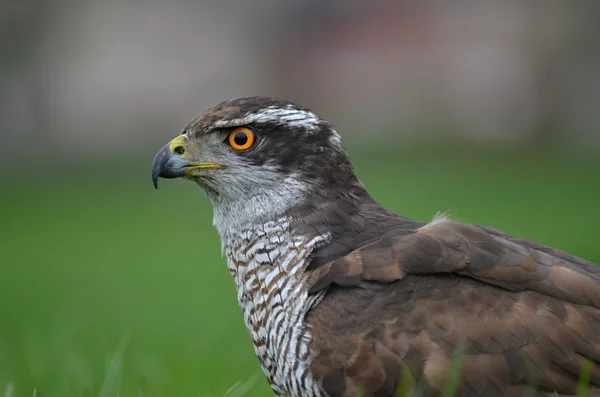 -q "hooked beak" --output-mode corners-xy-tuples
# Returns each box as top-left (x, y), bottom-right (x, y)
(151, 135), (221, 189)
